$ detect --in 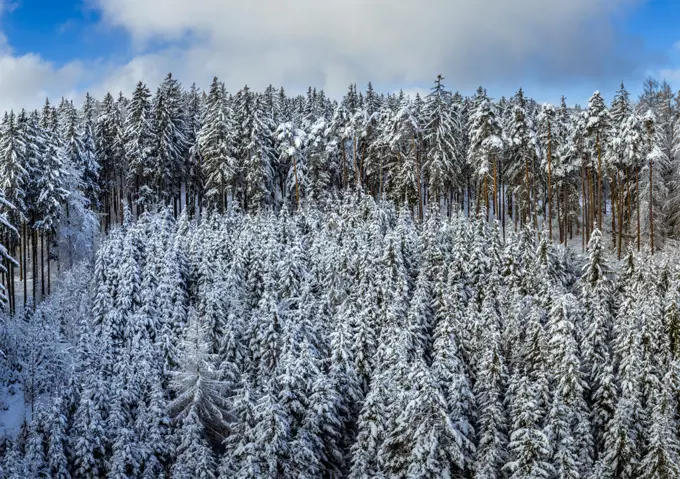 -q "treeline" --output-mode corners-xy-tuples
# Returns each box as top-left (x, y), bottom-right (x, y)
(1, 197), (680, 478)
(0, 74), (678, 312)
